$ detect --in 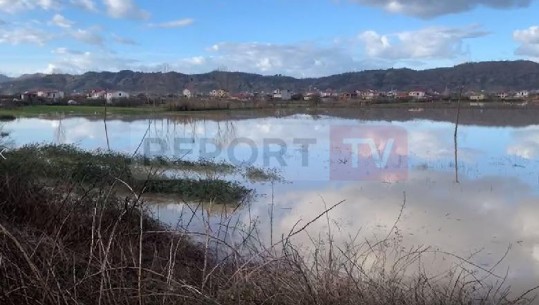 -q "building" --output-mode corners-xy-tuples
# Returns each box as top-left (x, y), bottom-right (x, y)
(182, 89), (192, 99)
(37, 90), (64, 100)
(469, 93), (486, 101)
(88, 89), (107, 99)
(272, 89), (292, 101)
(386, 90), (398, 98)
(515, 90), (529, 99)
(360, 90), (378, 100)
(106, 91), (130, 103)
(209, 89), (229, 98)
(497, 92), (509, 100)
(321, 89), (335, 98)
(408, 91), (426, 99)
(20, 91), (38, 102)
